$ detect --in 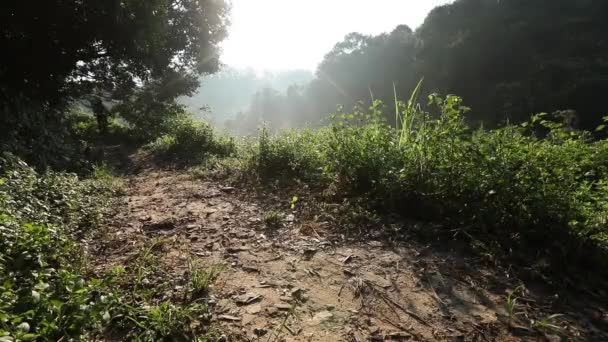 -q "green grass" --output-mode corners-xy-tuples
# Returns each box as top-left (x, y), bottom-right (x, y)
(188, 261), (223, 301)
(145, 116), (235, 166)
(225, 93), (608, 283)
(263, 210), (283, 229)
(0, 155), (220, 341)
